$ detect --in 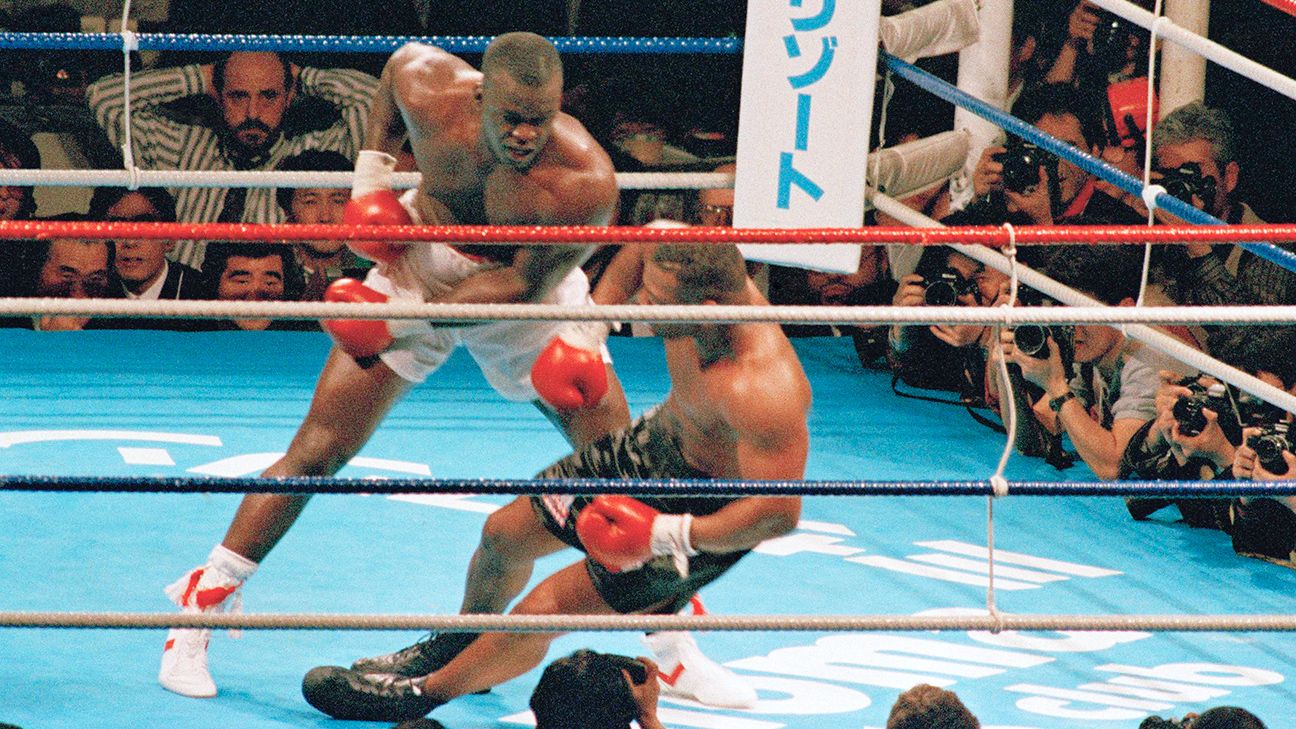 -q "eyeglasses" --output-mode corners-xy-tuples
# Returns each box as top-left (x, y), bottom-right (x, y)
(698, 203), (733, 227)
